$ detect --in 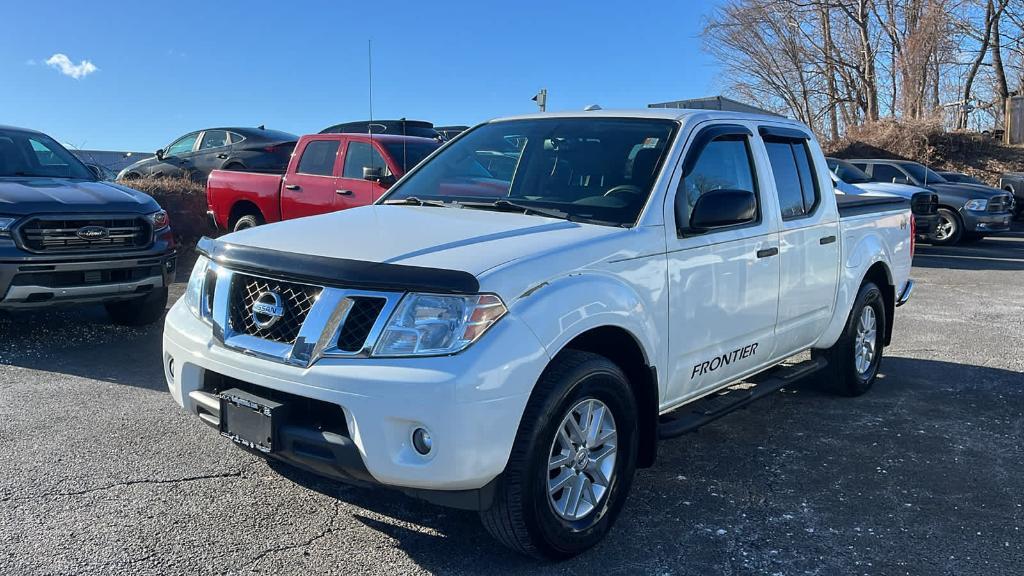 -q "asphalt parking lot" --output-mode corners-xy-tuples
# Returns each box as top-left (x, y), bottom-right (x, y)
(1, 227), (1022, 576)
